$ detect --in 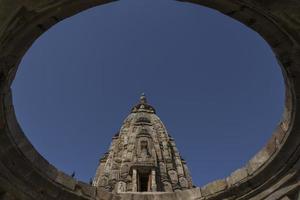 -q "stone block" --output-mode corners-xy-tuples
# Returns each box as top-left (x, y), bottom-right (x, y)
(274, 124), (286, 145)
(265, 134), (277, 156)
(226, 167), (248, 187)
(77, 181), (96, 197)
(247, 148), (270, 175)
(175, 188), (202, 199)
(201, 179), (227, 196)
(281, 120), (289, 132)
(96, 187), (114, 200)
(55, 171), (76, 190)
